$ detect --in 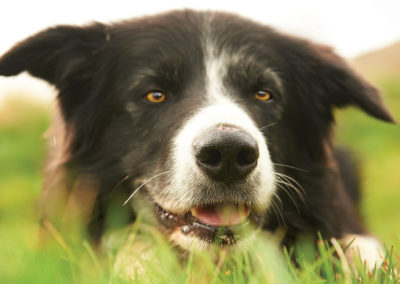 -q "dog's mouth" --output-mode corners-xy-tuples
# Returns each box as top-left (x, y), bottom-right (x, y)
(154, 202), (263, 246)
(191, 204), (250, 226)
